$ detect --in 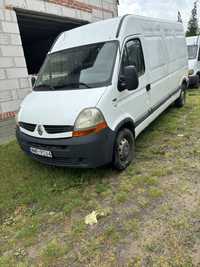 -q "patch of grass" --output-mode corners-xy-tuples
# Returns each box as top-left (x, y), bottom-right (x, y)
(63, 197), (83, 215)
(83, 198), (101, 211)
(0, 254), (29, 267)
(137, 196), (149, 208)
(170, 217), (190, 231)
(131, 175), (159, 187)
(0, 255), (15, 267)
(151, 168), (173, 177)
(15, 222), (39, 241)
(147, 187), (163, 199)
(95, 183), (109, 194)
(159, 203), (172, 216)
(14, 216), (40, 243)
(0, 142), (109, 219)
(145, 241), (164, 254)
(114, 191), (128, 203)
(119, 179), (134, 193)
(71, 220), (87, 237)
(124, 218), (140, 238)
(41, 239), (70, 264)
(103, 225), (120, 244)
